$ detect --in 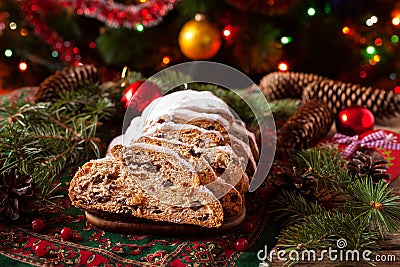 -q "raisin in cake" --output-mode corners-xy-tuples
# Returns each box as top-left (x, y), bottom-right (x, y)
(69, 157), (223, 228)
